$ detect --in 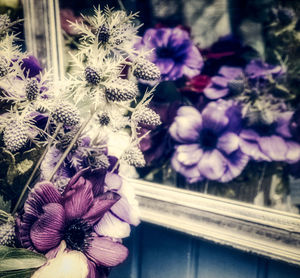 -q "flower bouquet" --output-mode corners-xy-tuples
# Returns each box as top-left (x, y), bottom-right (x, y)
(0, 7), (161, 277)
(135, 4), (300, 211)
